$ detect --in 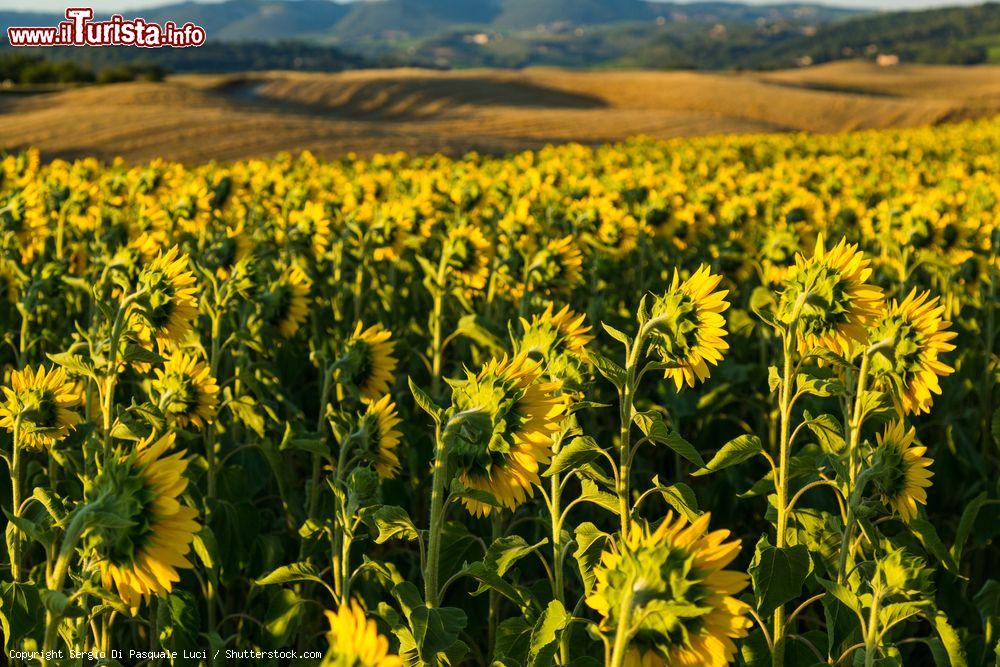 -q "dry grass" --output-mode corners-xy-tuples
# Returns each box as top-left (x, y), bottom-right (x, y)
(2, 61), (999, 162)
